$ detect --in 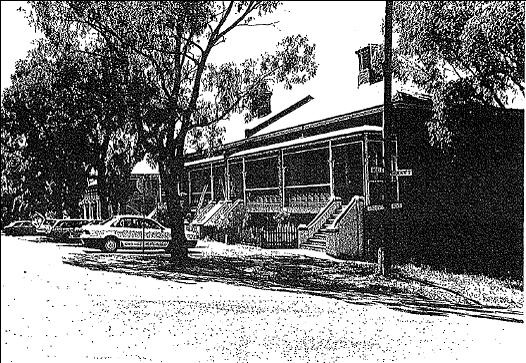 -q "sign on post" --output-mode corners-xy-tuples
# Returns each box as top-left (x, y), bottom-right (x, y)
(367, 205), (385, 212)
(370, 166), (385, 174)
(391, 169), (412, 177)
(391, 202), (402, 209)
